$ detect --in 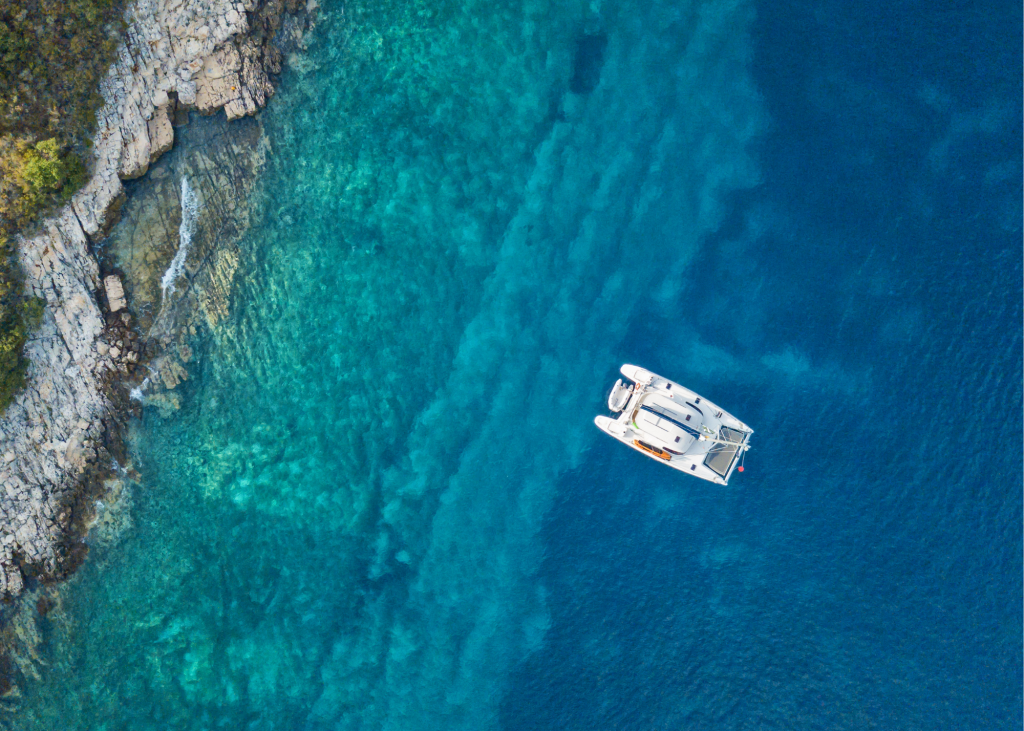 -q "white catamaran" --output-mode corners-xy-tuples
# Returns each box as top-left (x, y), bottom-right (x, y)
(595, 365), (753, 484)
